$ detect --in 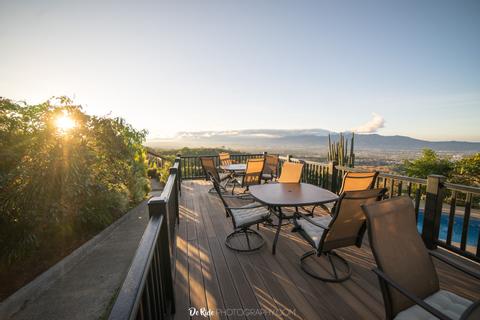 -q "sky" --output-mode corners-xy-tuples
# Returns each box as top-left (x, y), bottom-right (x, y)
(1, 0), (479, 141)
